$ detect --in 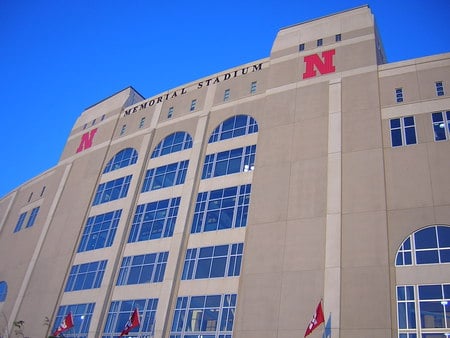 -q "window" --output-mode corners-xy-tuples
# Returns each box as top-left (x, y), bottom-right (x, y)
(92, 175), (132, 205)
(432, 111), (450, 141)
(390, 116), (417, 147)
(101, 114), (106, 121)
(116, 251), (168, 285)
(299, 43), (305, 51)
(168, 106), (174, 118)
(52, 303), (95, 338)
(396, 225), (450, 266)
(103, 148), (138, 173)
(396, 88), (404, 103)
(77, 210), (122, 252)
(120, 124), (126, 135)
(202, 145), (256, 179)
(102, 298), (157, 338)
(191, 184), (251, 233)
(25, 206), (40, 228)
(223, 89), (230, 101)
(151, 132), (193, 158)
(83, 123), (87, 130)
(40, 186), (46, 197)
(250, 81), (257, 94)
(209, 115), (258, 143)
(436, 81), (445, 96)
(317, 38), (323, 47)
(190, 99), (197, 111)
(92, 119), (96, 126)
(139, 117), (145, 128)
(28, 192), (33, 202)
(0, 281), (7, 302)
(13, 212), (27, 233)
(182, 243), (243, 280)
(141, 160), (189, 192)
(128, 197), (181, 243)
(65, 260), (107, 291)
(335, 34), (342, 42)
(170, 294), (236, 337)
